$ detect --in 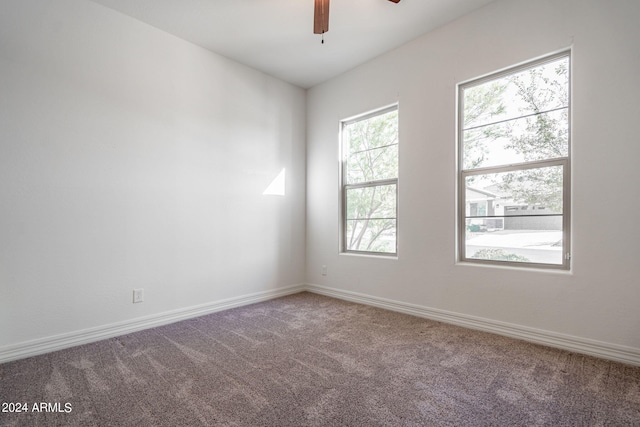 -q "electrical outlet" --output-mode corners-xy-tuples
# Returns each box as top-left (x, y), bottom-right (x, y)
(133, 289), (144, 303)
(321, 265), (327, 276)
